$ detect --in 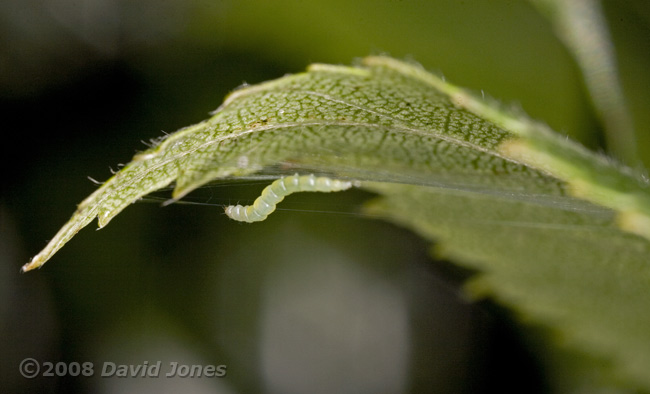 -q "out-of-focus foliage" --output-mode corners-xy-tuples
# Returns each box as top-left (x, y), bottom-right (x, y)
(2, 1), (650, 393)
